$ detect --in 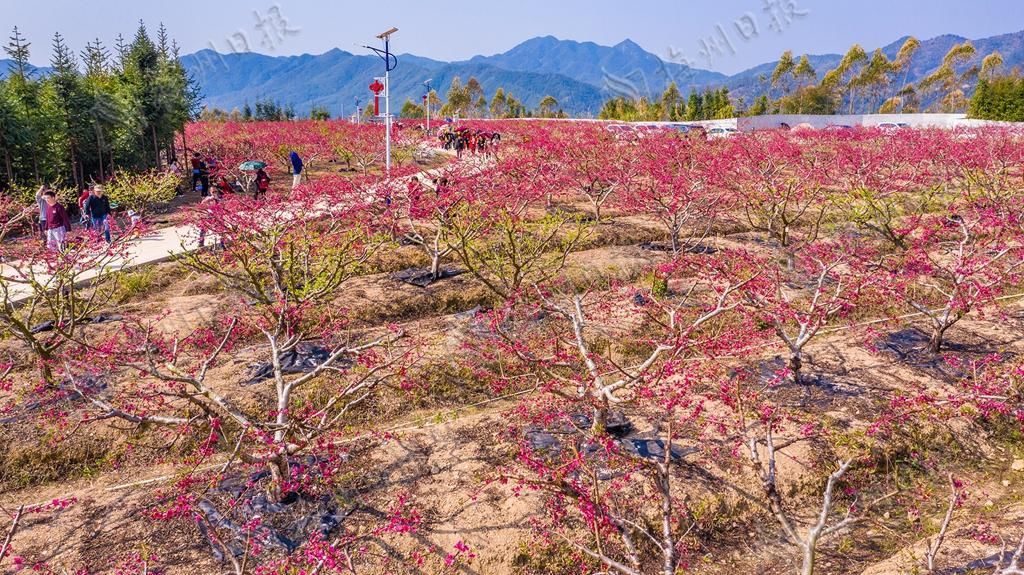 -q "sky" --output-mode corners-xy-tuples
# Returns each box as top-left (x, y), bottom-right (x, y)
(4, 0), (1022, 74)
